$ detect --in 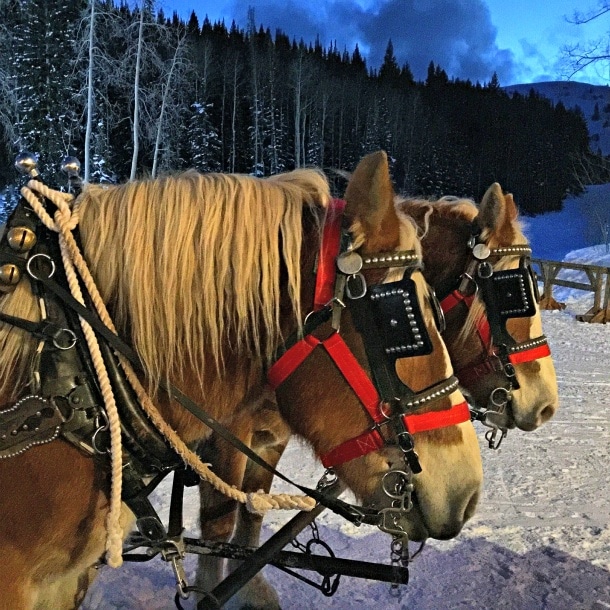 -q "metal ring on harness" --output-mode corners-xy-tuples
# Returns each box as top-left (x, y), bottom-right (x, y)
(490, 386), (510, 408)
(382, 470), (412, 500)
(92, 410), (110, 454)
(378, 401), (393, 421)
(26, 253), (56, 280)
(51, 327), (77, 350)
